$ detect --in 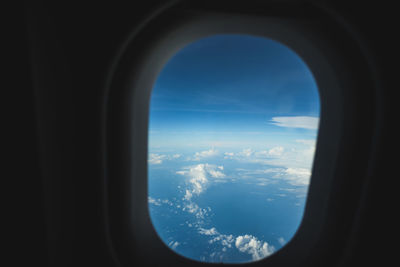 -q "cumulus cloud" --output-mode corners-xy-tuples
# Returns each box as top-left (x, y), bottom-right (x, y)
(199, 227), (235, 249)
(256, 146), (285, 158)
(184, 190), (193, 201)
(198, 227), (274, 260)
(235, 235), (275, 261)
(192, 148), (219, 161)
(199, 227), (219, 236)
(270, 116), (319, 130)
(182, 202), (210, 219)
(250, 143), (316, 170)
(177, 164), (226, 200)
